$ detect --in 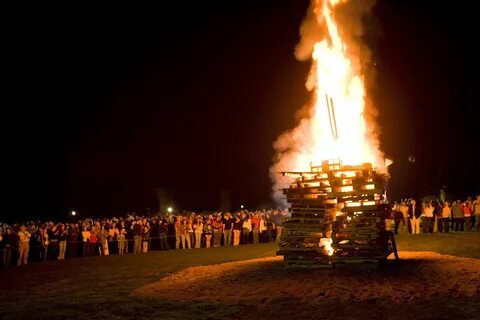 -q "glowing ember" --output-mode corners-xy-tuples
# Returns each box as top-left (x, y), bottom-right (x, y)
(271, 0), (386, 204)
